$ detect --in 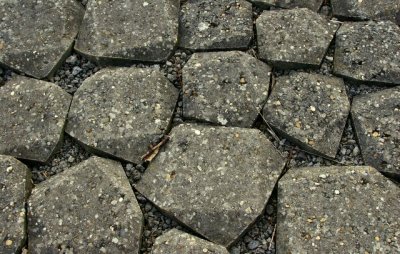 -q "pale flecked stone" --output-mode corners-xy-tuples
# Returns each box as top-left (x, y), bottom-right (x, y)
(0, 0), (84, 78)
(334, 21), (400, 85)
(0, 155), (32, 254)
(135, 124), (285, 247)
(263, 72), (350, 158)
(0, 76), (72, 162)
(28, 156), (143, 253)
(256, 8), (338, 69)
(152, 229), (229, 254)
(351, 87), (400, 178)
(182, 51), (271, 127)
(75, 0), (179, 64)
(277, 166), (400, 253)
(65, 67), (178, 164)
